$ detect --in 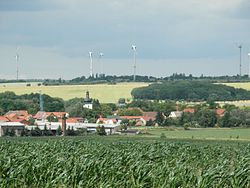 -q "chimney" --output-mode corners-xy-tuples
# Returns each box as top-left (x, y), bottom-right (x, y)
(62, 114), (67, 136)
